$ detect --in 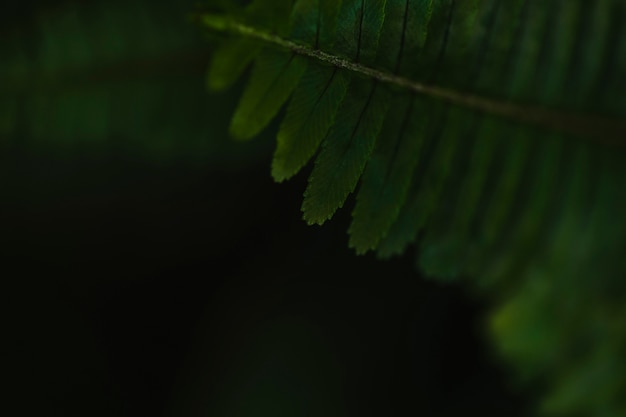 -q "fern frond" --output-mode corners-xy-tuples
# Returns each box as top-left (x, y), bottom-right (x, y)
(202, 0), (626, 415)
